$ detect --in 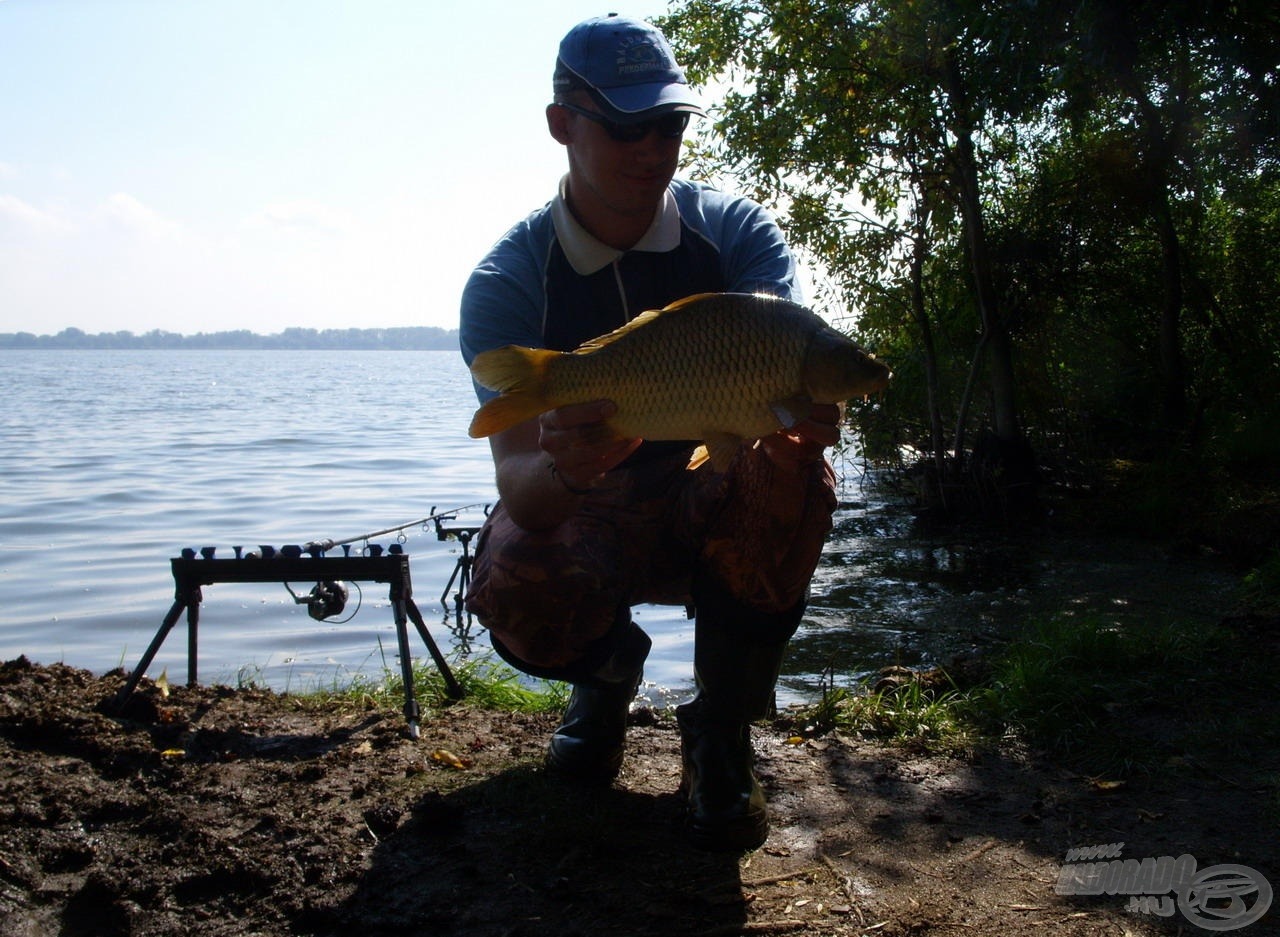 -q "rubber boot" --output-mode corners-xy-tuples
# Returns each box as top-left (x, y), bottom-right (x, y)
(545, 620), (652, 784)
(677, 590), (800, 851)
